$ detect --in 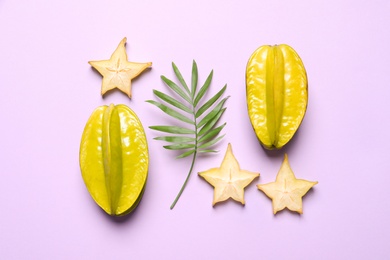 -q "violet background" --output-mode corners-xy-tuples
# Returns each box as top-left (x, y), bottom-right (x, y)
(1, 0), (389, 259)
